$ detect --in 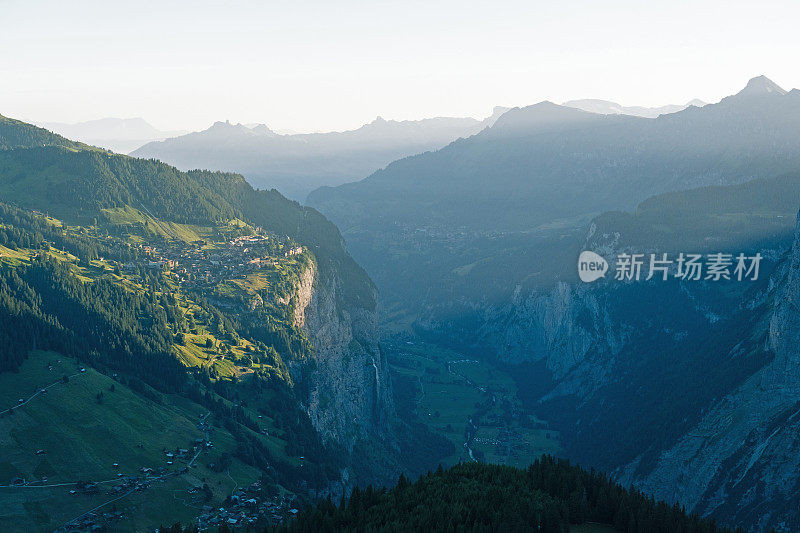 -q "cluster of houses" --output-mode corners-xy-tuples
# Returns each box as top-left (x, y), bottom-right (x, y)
(60, 429), (209, 531)
(108, 473), (152, 496)
(284, 246), (303, 257)
(196, 481), (299, 530)
(164, 447), (193, 465)
(119, 232), (304, 289)
(61, 509), (124, 532)
(62, 466), (187, 531)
